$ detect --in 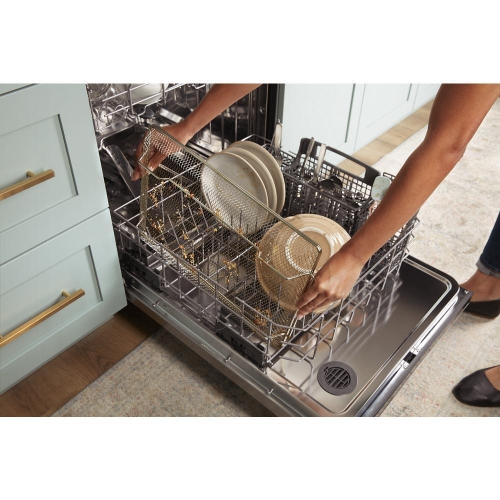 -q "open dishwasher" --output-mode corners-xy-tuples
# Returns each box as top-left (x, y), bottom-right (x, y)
(88, 83), (471, 417)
